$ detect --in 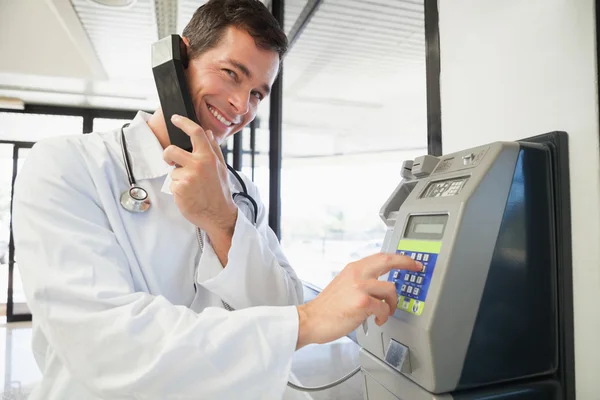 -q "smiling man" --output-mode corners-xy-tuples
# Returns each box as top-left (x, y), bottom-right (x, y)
(12, 0), (422, 399)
